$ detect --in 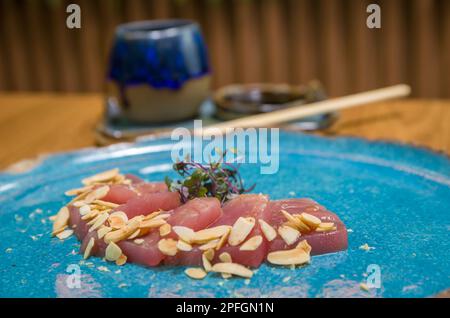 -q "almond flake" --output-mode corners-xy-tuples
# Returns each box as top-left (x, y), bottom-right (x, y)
(108, 211), (128, 229)
(56, 229), (73, 240)
(258, 219), (277, 241)
(292, 214), (311, 233)
(204, 248), (215, 261)
(157, 238), (178, 256)
(152, 213), (171, 221)
(299, 213), (321, 230)
(316, 222), (336, 232)
(65, 185), (93, 196)
(89, 212), (109, 232)
(211, 263), (253, 278)
(198, 239), (220, 250)
(139, 218), (167, 229)
(79, 205), (91, 216)
(239, 235), (263, 251)
(281, 210), (310, 233)
(134, 238), (144, 245)
(159, 223), (171, 236)
(202, 253), (212, 272)
(296, 240), (312, 254)
(82, 168), (119, 185)
(105, 242), (122, 261)
(126, 229), (141, 240)
(143, 211), (161, 220)
(278, 225), (300, 245)
(81, 209), (100, 221)
(215, 228), (230, 250)
(85, 185), (110, 203)
(83, 237), (95, 259)
(193, 225), (231, 244)
(172, 226), (195, 243)
(115, 254), (127, 266)
(104, 216), (142, 243)
(267, 247), (310, 266)
(228, 217), (255, 246)
(93, 200), (119, 208)
(219, 252), (232, 263)
(185, 268), (207, 280)
(359, 283), (370, 292)
(176, 240), (192, 251)
(52, 206), (70, 236)
(97, 226), (112, 239)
